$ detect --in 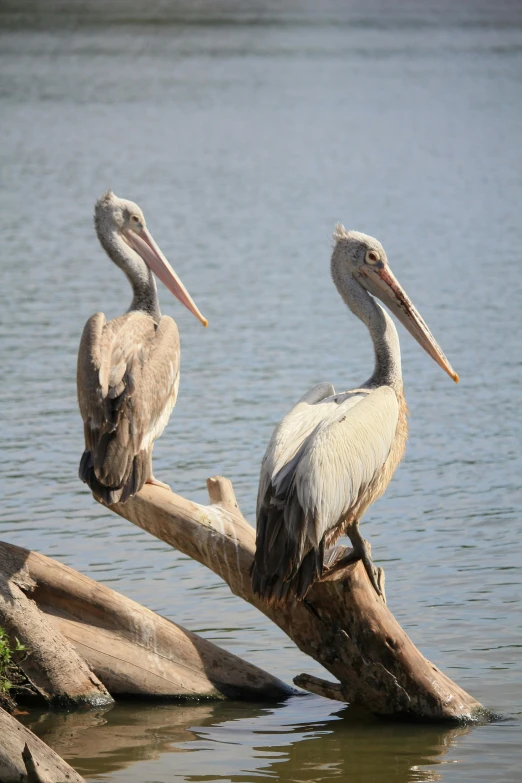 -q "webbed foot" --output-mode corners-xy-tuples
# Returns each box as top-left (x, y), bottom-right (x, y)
(325, 524), (386, 602)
